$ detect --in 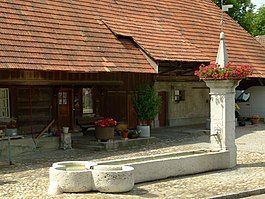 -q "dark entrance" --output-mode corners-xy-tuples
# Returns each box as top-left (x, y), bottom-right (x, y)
(158, 91), (168, 127)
